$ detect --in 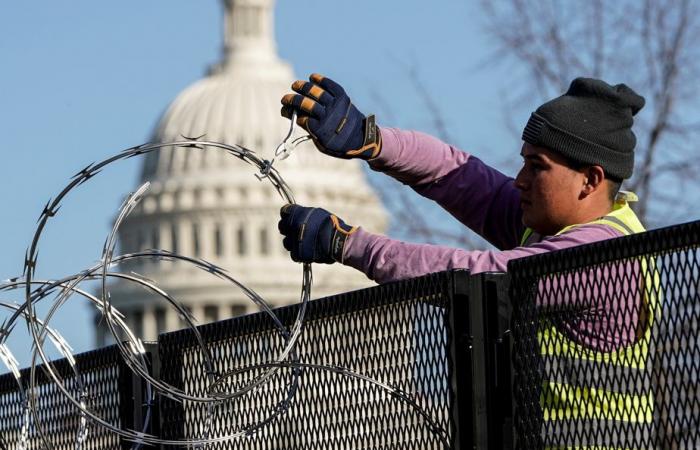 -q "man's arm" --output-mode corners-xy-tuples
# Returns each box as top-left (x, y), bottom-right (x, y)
(342, 223), (623, 286)
(370, 128), (525, 250)
(279, 75), (524, 249)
